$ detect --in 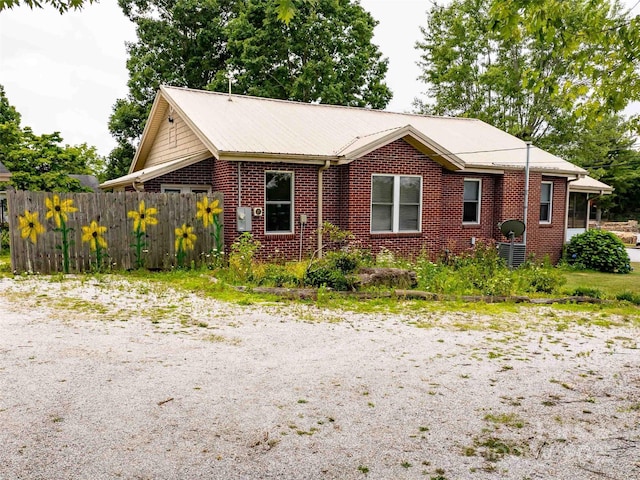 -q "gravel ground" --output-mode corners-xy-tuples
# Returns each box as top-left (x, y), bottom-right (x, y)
(0, 276), (639, 480)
